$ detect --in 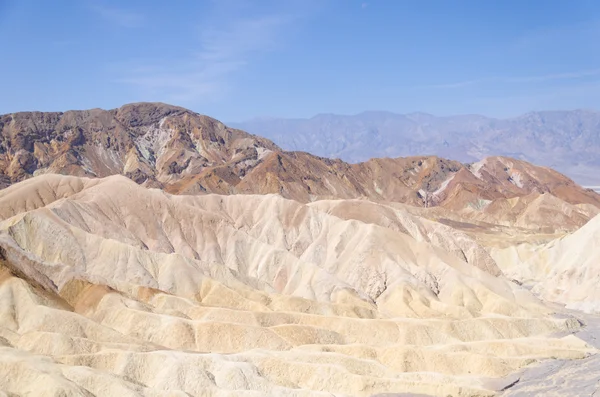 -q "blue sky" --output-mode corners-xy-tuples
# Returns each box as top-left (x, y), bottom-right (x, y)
(1, 0), (600, 121)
